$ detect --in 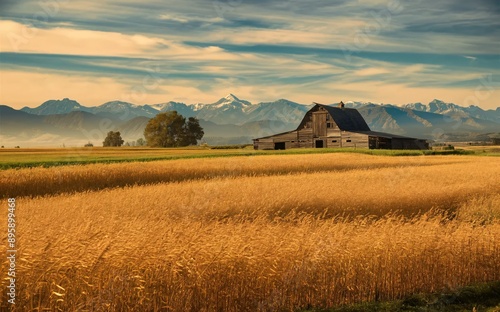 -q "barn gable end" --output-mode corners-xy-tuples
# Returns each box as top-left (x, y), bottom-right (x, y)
(253, 102), (429, 150)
